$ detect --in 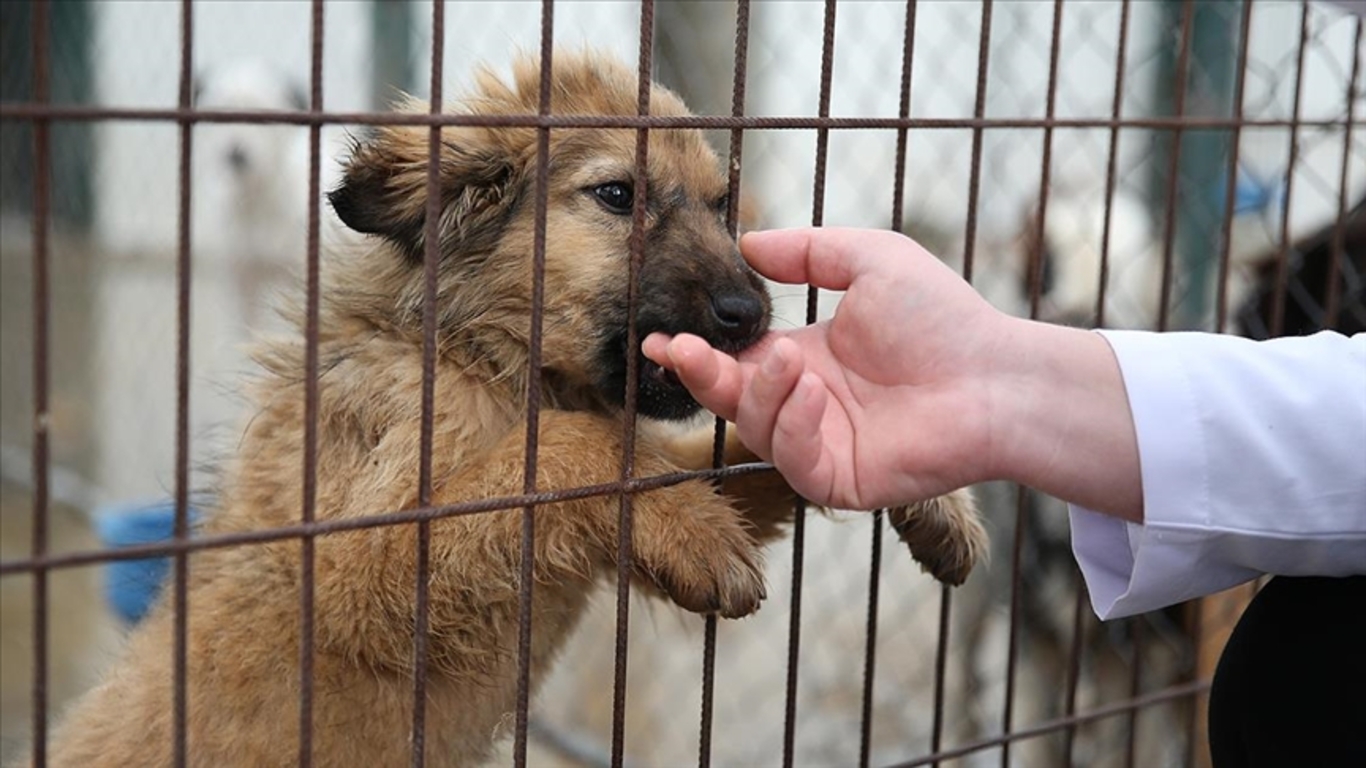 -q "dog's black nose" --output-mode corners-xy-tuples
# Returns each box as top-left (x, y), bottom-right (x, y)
(710, 291), (766, 343)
